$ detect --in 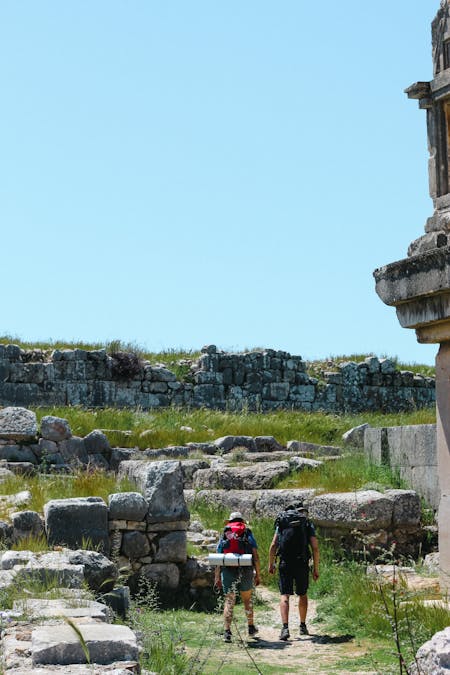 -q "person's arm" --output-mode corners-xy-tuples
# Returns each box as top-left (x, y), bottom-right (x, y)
(214, 564), (222, 589)
(268, 531), (278, 574)
(252, 547), (261, 586)
(310, 536), (319, 581)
